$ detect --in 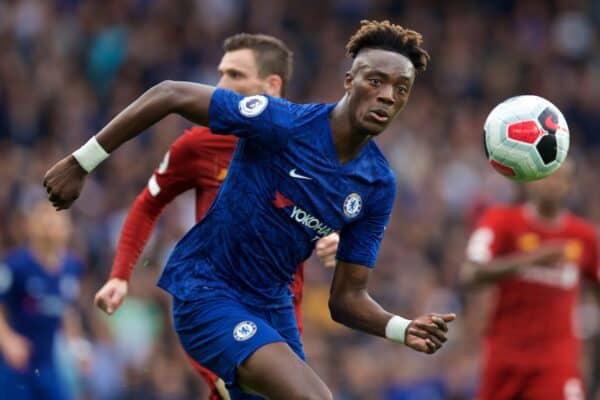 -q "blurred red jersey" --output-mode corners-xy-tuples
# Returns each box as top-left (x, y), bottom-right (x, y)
(466, 205), (599, 368)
